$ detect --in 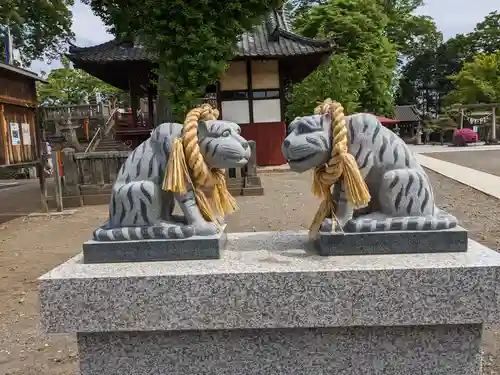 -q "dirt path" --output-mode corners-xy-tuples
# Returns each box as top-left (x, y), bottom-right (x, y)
(1, 170), (500, 374)
(423, 150), (500, 177)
